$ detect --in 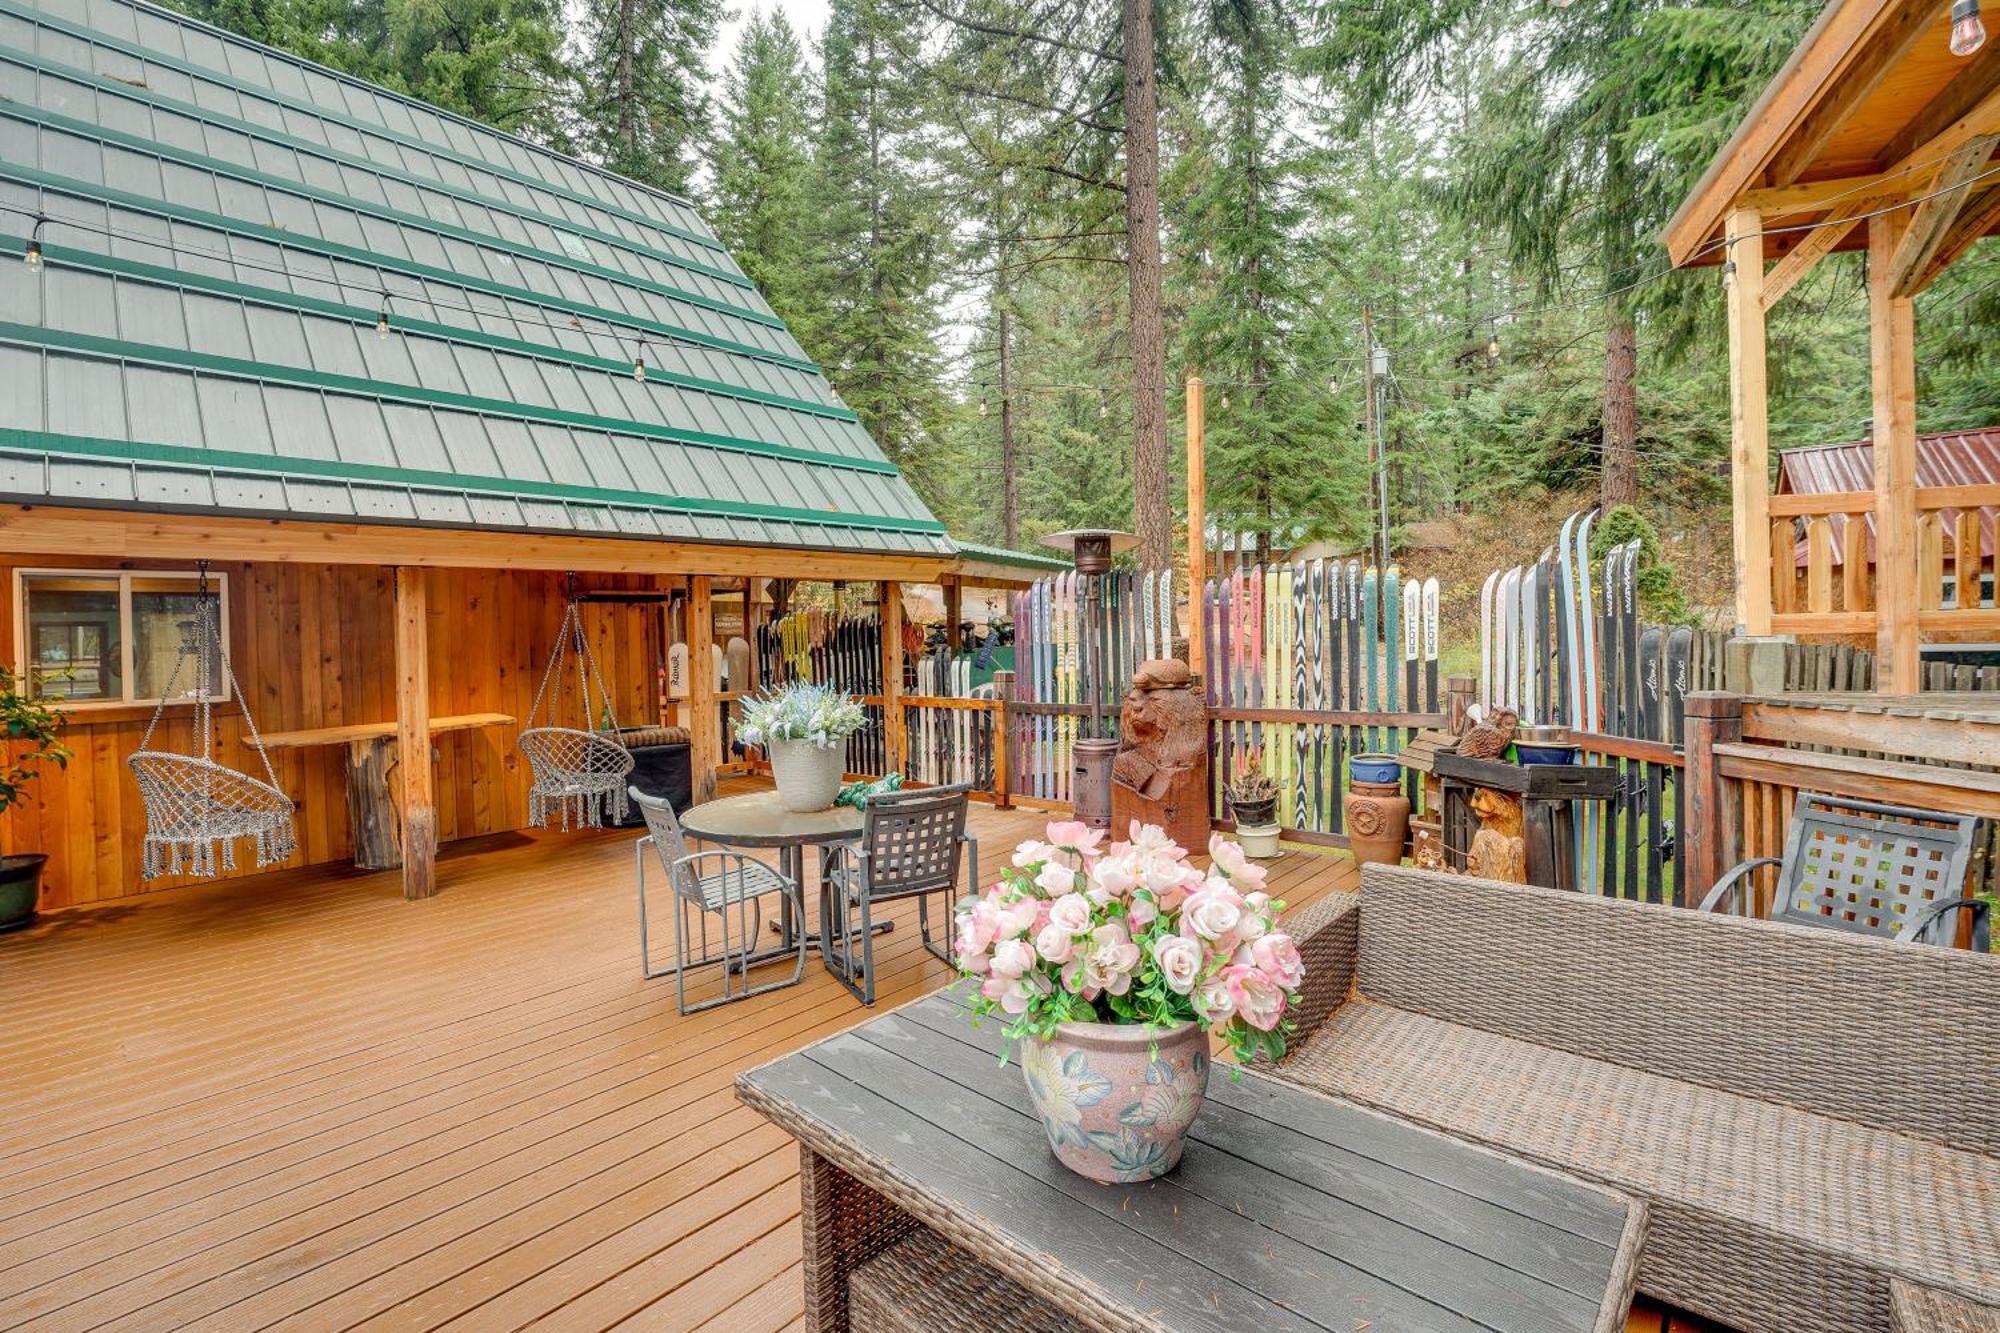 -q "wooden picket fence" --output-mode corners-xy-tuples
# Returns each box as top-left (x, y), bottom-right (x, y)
(1202, 560), (1444, 838)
